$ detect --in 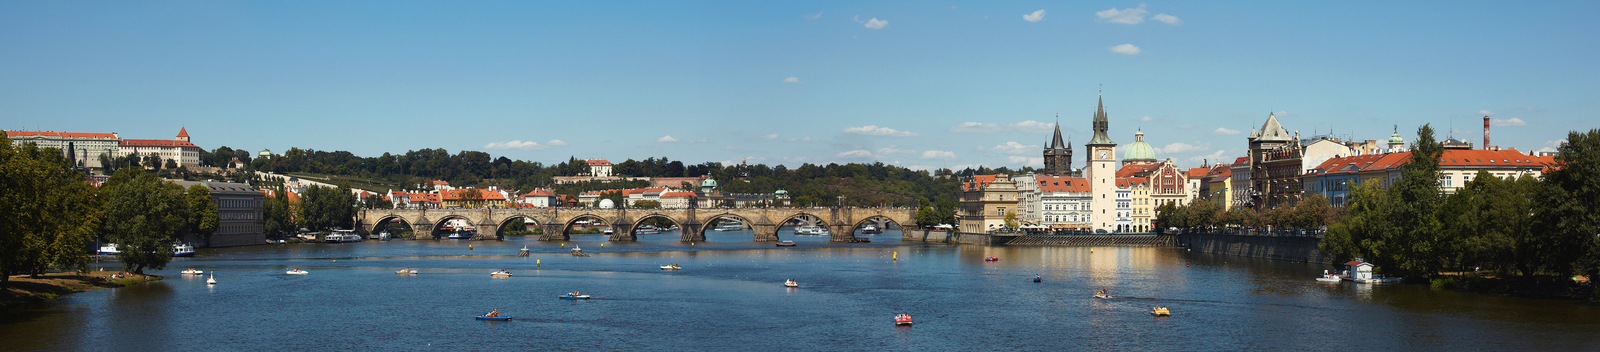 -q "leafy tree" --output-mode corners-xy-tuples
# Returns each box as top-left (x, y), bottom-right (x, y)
(263, 186), (294, 236)
(101, 168), (188, 274)
(1004, 211), (1018, 229)
(1534, 129), (1600, 283)
(364, 193), (392, 209)
(186, 184), (219, 240)
(632, 200), (661, 208)
(298, 185), (358, 231)
(0, 136), (102, 284)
